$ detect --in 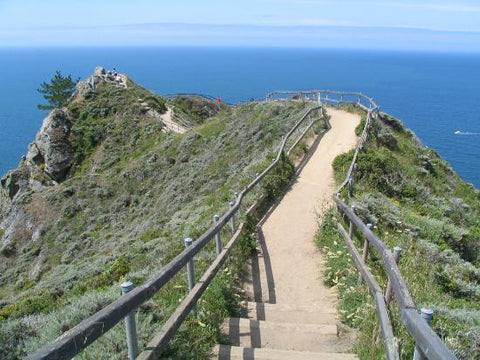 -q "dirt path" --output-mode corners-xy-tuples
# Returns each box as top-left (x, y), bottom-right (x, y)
(259, 107), (360, 306)
(214, 107), (361, 359)
(142, 104), (187, 134)
(158, 107), (187, 134)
